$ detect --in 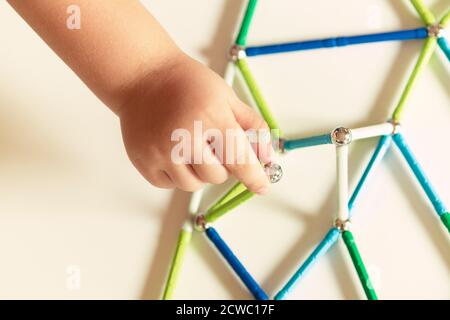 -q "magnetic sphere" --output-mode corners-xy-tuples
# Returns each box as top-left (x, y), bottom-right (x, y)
(264, 163), (283, 184)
